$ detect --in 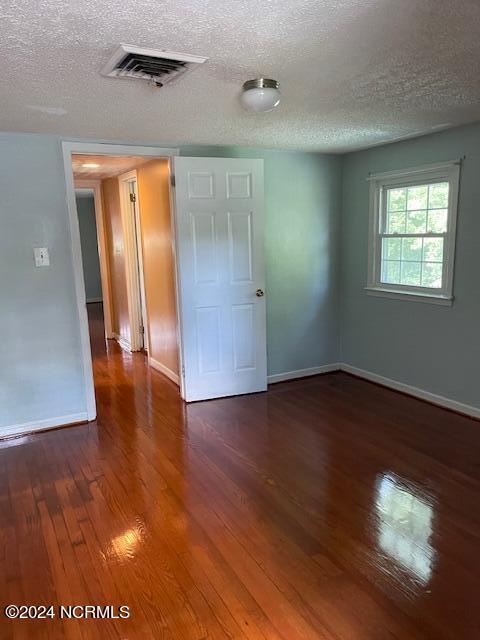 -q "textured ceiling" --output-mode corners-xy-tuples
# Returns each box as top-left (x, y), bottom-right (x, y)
(72, 154), (151, 179)
(1, 0), (480, 152)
